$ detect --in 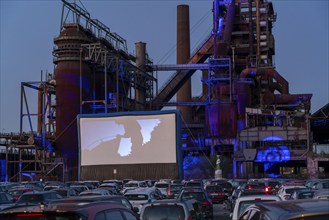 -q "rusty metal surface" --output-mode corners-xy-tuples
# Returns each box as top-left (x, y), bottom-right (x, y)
(205, 103), (237, 138)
